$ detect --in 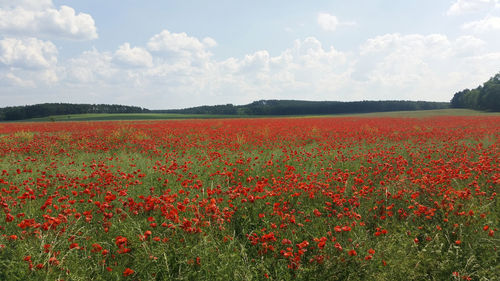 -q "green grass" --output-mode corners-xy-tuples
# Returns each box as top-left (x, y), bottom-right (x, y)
(298, 108), (500, 118)
(0, 117), (498, 280)
(340, 108), (500, 118)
